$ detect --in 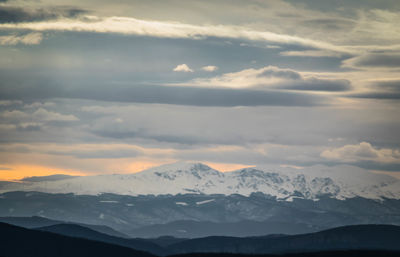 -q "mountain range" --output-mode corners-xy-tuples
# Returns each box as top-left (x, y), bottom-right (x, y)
(1, 162), (400, 238)
(1, 162), (399, 201)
